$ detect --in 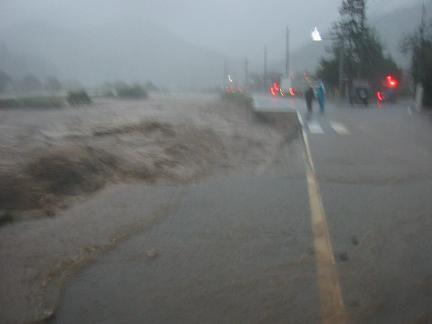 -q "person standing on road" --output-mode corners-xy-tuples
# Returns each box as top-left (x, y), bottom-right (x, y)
(305, 85), (315, 115)
(316, 81), (326, 113)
